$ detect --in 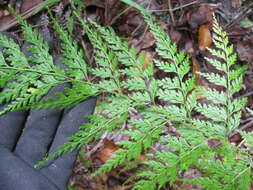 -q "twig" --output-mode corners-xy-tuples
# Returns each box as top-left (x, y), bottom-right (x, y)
(238, 91), (253, 99)
(107, 7), (131, 26)
(225, 2), (253, 29)
(168, 0), (175, 26)
(239, 120), (253, 131)
(173, 0), (199, 11)
(131, 0), (152, 36)
(230, 119), (253, 137)
(86, 132), (109, 158)
(137, 24), (149, 45)
(149, 0), (199, 12)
